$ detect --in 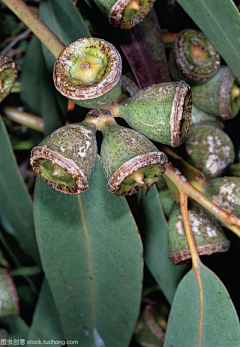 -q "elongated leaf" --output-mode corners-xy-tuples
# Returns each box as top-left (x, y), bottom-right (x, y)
(21, 35), (65, 136)
(164, 262), (240, 347)
(40, 0), (91, 70)
(120, 9), (170, 89)
(28, 279), (64, 344)
(177, 0), (240, 79)
(0, 117), (40, 264)
(138, 186), (186, 304)
(34, 158), (143, 346)
(0, 317), (29, 338)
